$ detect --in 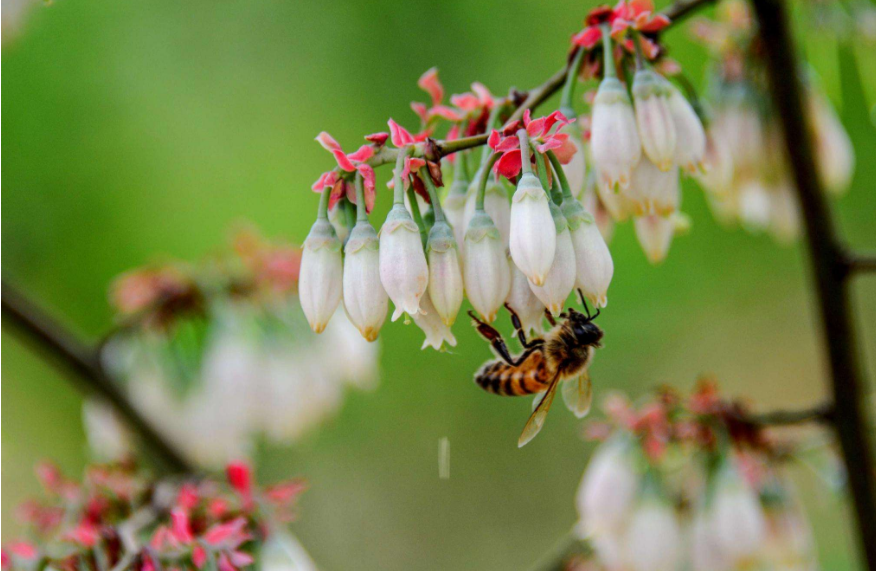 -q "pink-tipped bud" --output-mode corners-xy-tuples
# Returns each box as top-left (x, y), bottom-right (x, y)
(379, 205), (429, 321)
(464, 211), (511, 322)
(343, 222), (388, 341)
(509, 173), (556, 286)
(528, 204), (576, 315)
(633, 70), (677, 172)
(592, 77), (641, 192)
(427, 222), (464, 326)
(564, 198), (613, 308)
(299, 219), (343, 333)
